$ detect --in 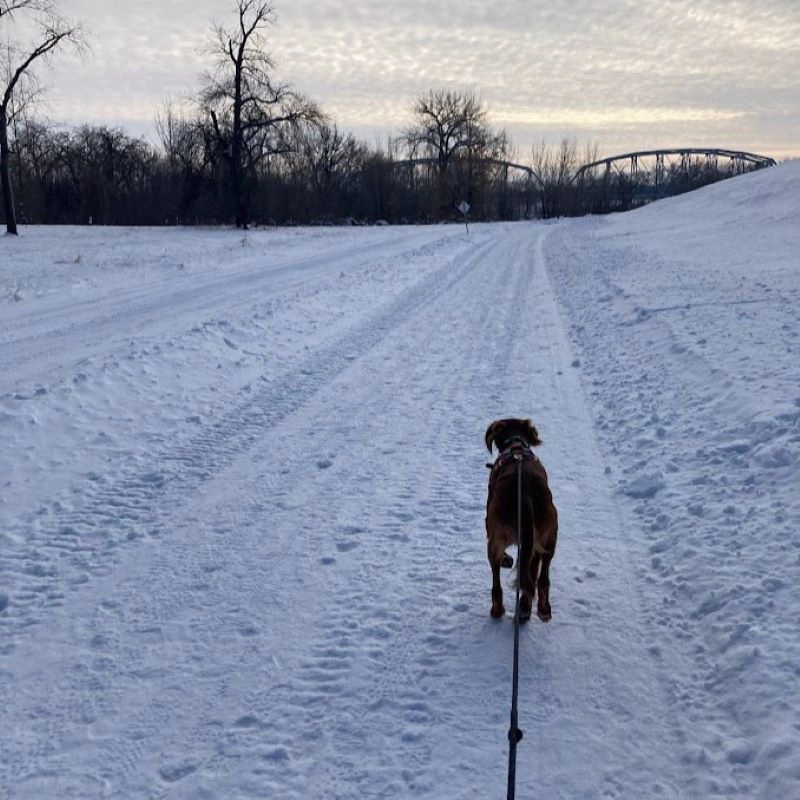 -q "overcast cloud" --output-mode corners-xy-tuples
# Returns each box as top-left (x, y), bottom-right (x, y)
(44, 0), (800, 158)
